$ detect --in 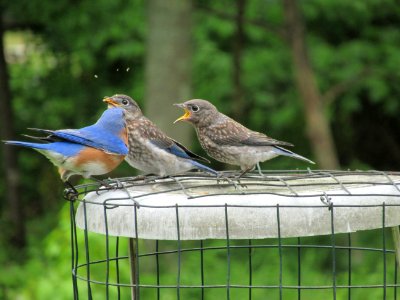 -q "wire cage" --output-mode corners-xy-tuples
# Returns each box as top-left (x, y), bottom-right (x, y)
(65, 170), (400, 300)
